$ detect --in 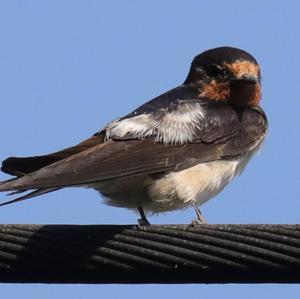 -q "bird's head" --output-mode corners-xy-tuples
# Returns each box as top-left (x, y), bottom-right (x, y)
(184, 47), (261, 107)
